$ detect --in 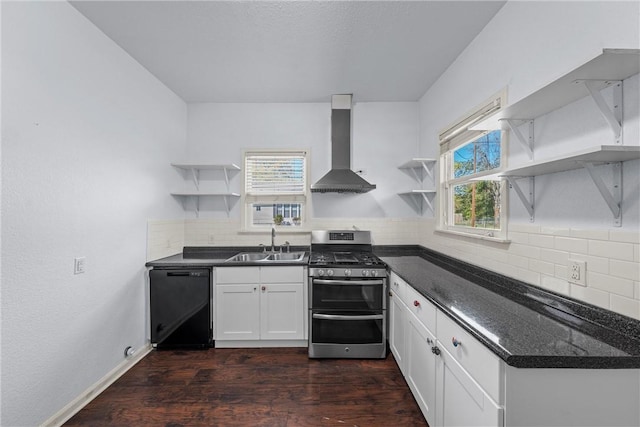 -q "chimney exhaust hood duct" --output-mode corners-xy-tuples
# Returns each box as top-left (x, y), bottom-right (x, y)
(311, 94), (376, 193)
